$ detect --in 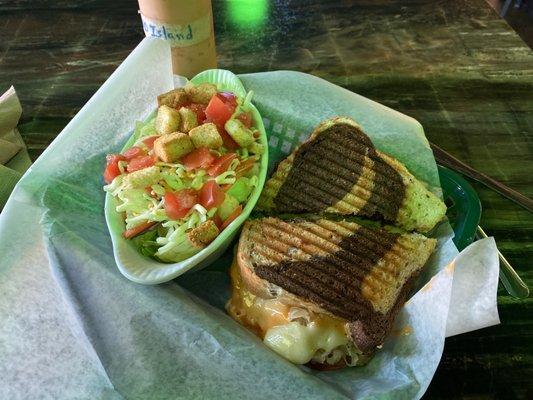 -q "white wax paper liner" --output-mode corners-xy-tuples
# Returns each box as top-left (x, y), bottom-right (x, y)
(0, 38), (499, 400)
